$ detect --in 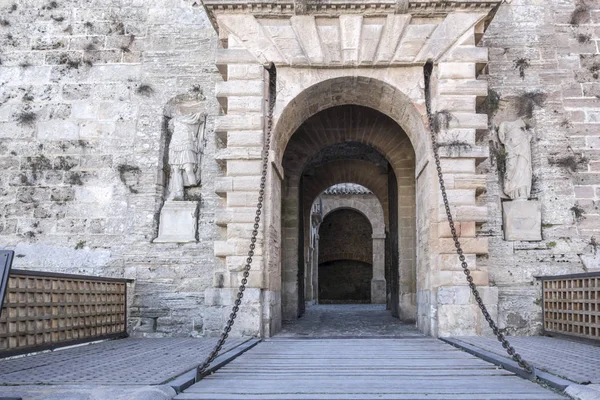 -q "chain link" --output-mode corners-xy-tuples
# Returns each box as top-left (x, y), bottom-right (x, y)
(423, 65), (535, 378)
(196, 67), (276, 381)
